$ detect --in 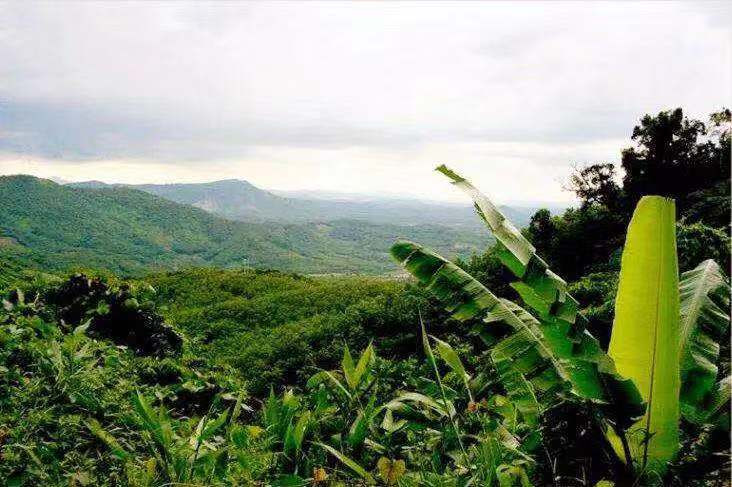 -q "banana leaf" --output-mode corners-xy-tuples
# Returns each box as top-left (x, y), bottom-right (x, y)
(436, 165), (580, 332)
(608, 196), (680, 473)
(432, 166), (643, 426)
(391, 241), (644, 431)
(678, 259), (731, 423)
